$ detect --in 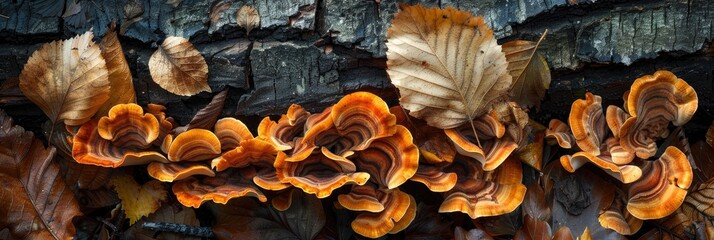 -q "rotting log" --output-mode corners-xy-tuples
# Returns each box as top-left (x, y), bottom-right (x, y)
(0, 0), (712, 138)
